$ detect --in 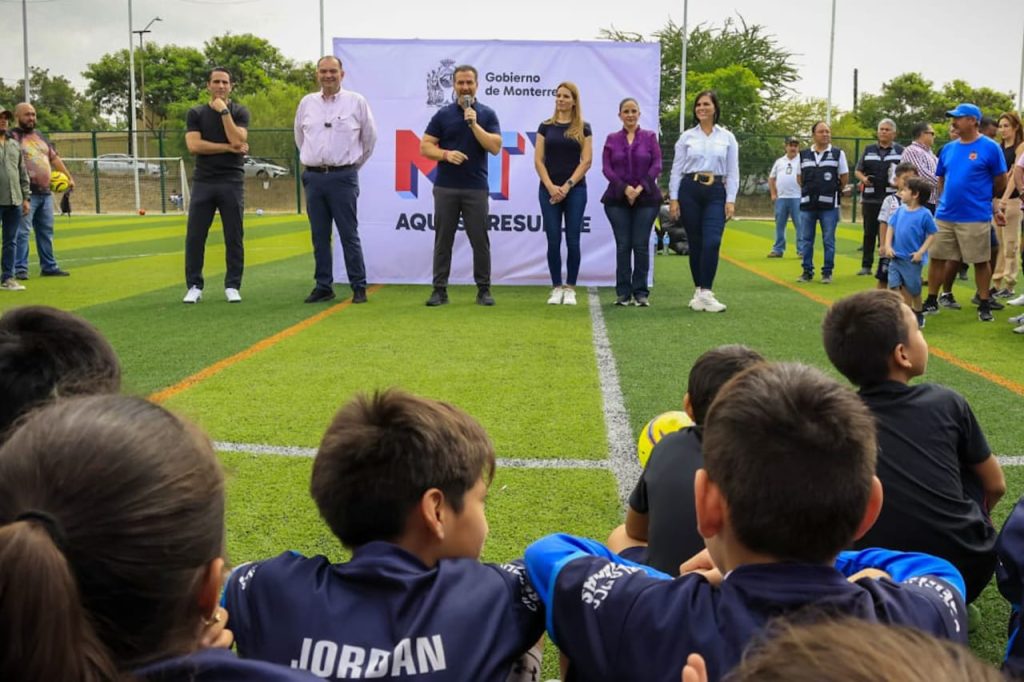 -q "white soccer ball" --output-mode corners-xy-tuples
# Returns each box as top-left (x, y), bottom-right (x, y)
(256, 208), (264, 216)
